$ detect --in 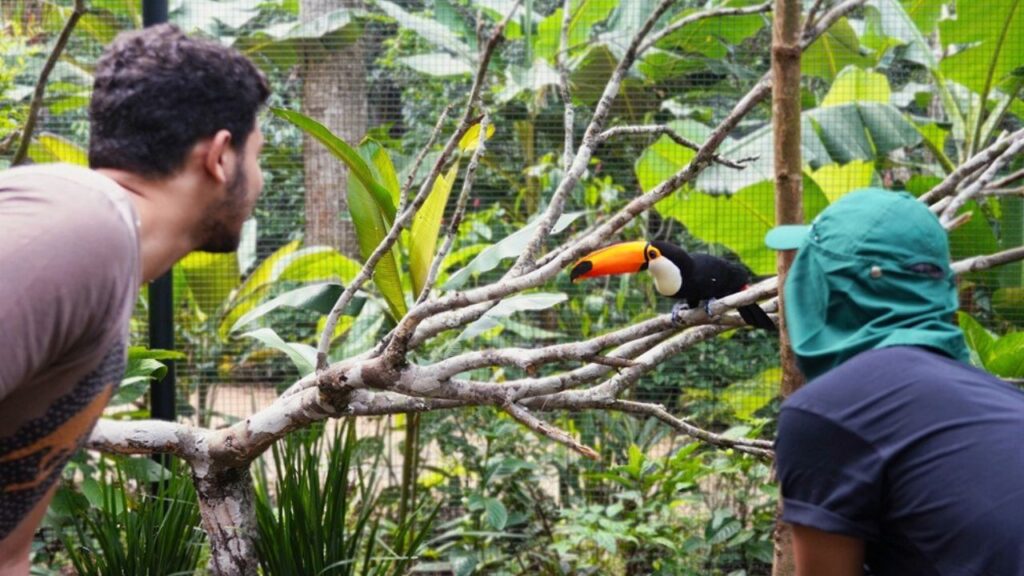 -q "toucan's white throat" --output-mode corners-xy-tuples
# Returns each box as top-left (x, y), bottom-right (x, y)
(648, 257), (682, 296)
